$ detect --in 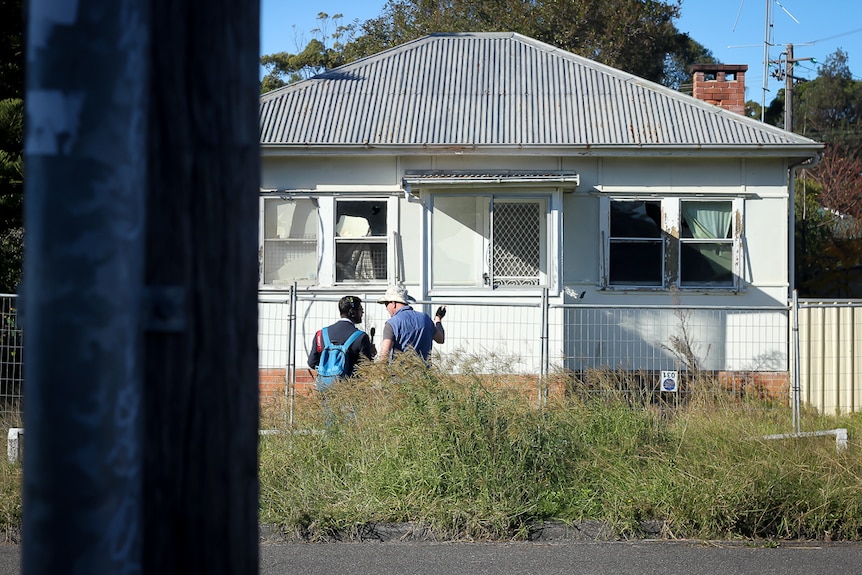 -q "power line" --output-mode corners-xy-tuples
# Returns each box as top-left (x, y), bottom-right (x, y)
(805, 26), (862, 45)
